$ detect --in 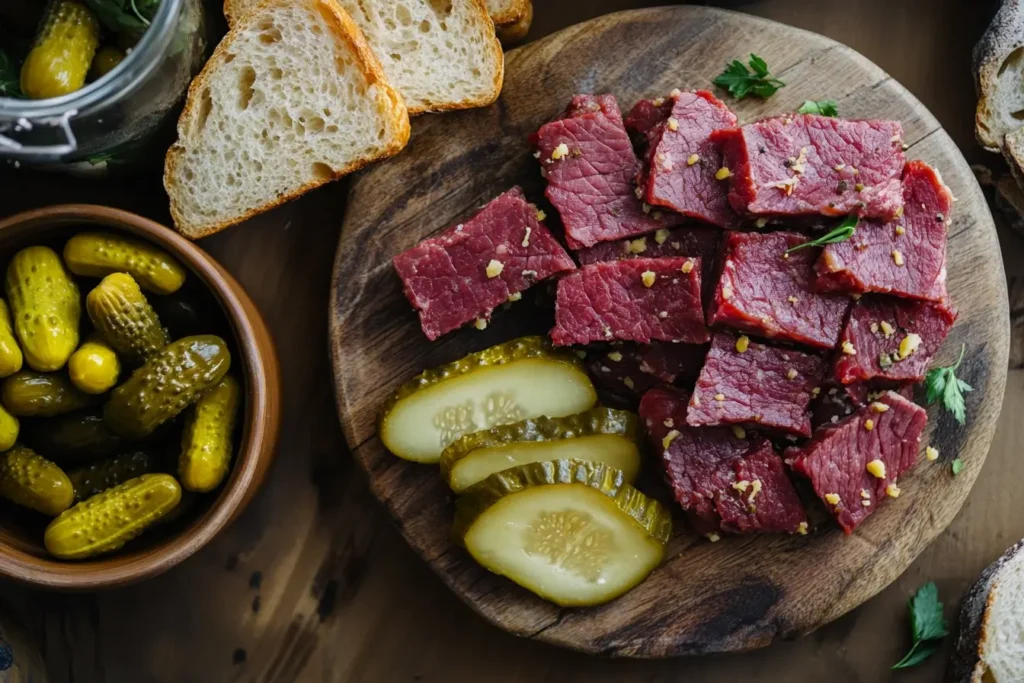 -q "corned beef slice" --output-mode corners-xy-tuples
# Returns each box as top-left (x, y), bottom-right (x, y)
(639, 386), (807, 534)
(640, 90), (740, 228)
(624, 96), (673, 142)
(551, 257), (709, 345)
(393, 187), (576, 340)
(812, 381), (914, 429)
(687, 332), (827, 437)
(708, 231), (851, 349)
(714, 114), (905, 219)
(575, 225), (720, 300)
(535, 93), (678, 249)
(786, 390), (927, 534)
(815, 161), (953, 300)
(833, 296), (957, 384)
